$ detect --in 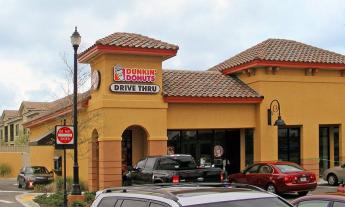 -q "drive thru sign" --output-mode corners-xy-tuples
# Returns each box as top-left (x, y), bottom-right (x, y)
(55, 125), (74, 149)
